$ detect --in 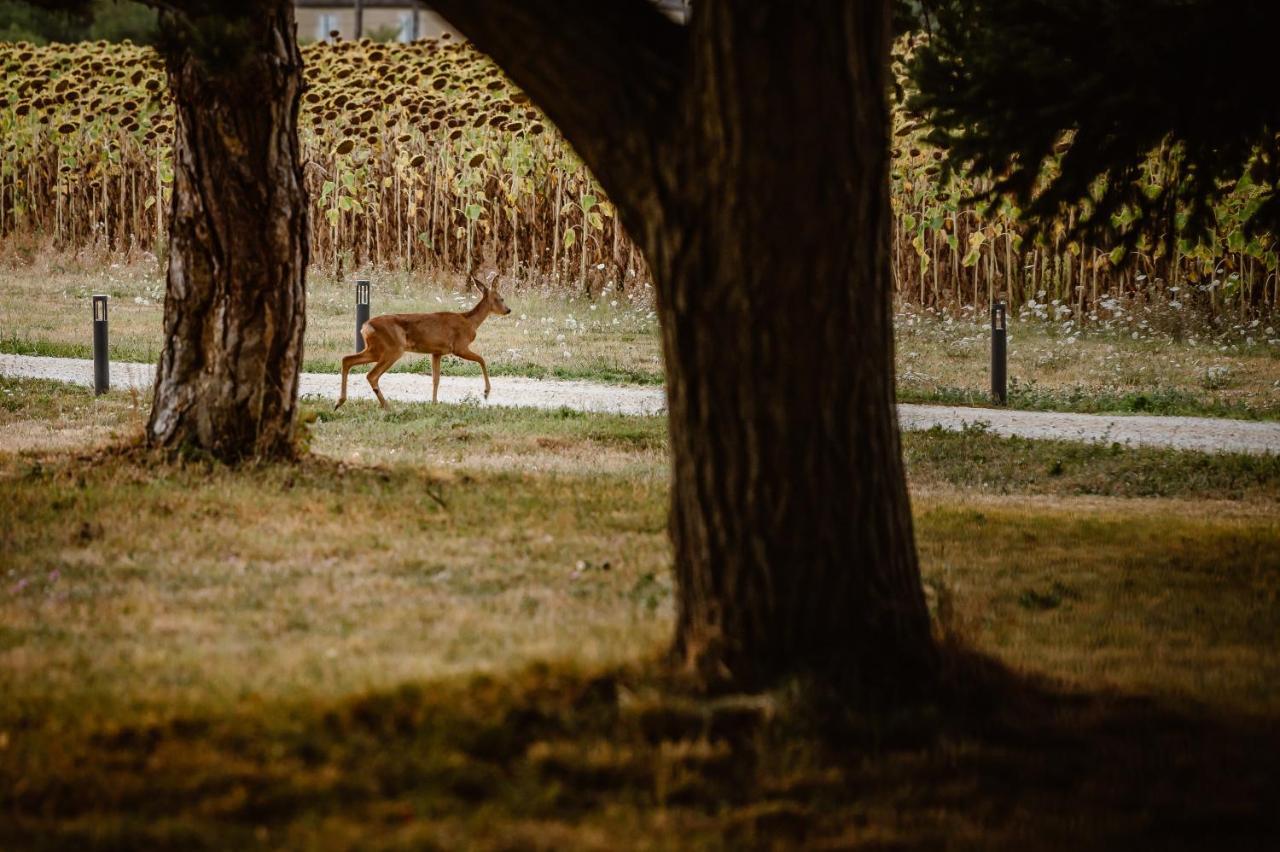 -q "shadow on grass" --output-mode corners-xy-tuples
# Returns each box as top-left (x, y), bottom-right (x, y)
(3, 648), (1276, 850)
